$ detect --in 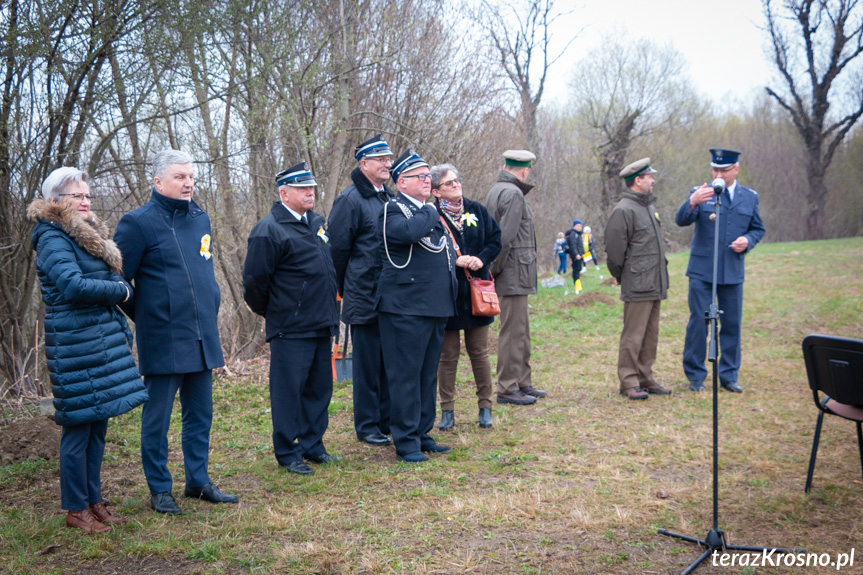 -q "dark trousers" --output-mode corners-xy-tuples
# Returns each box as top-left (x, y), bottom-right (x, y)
(683, 278), (744, 385)
(557, 253), (567, 274)
(269, 336), (333, 465)
(351, 322), (390, 438)
(379, 312), (446, 456)
(570, 257), (581, 282)
(618, 300), (662, 390)
(141, 371), (212, 494)
(60, 419), (108, 510)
